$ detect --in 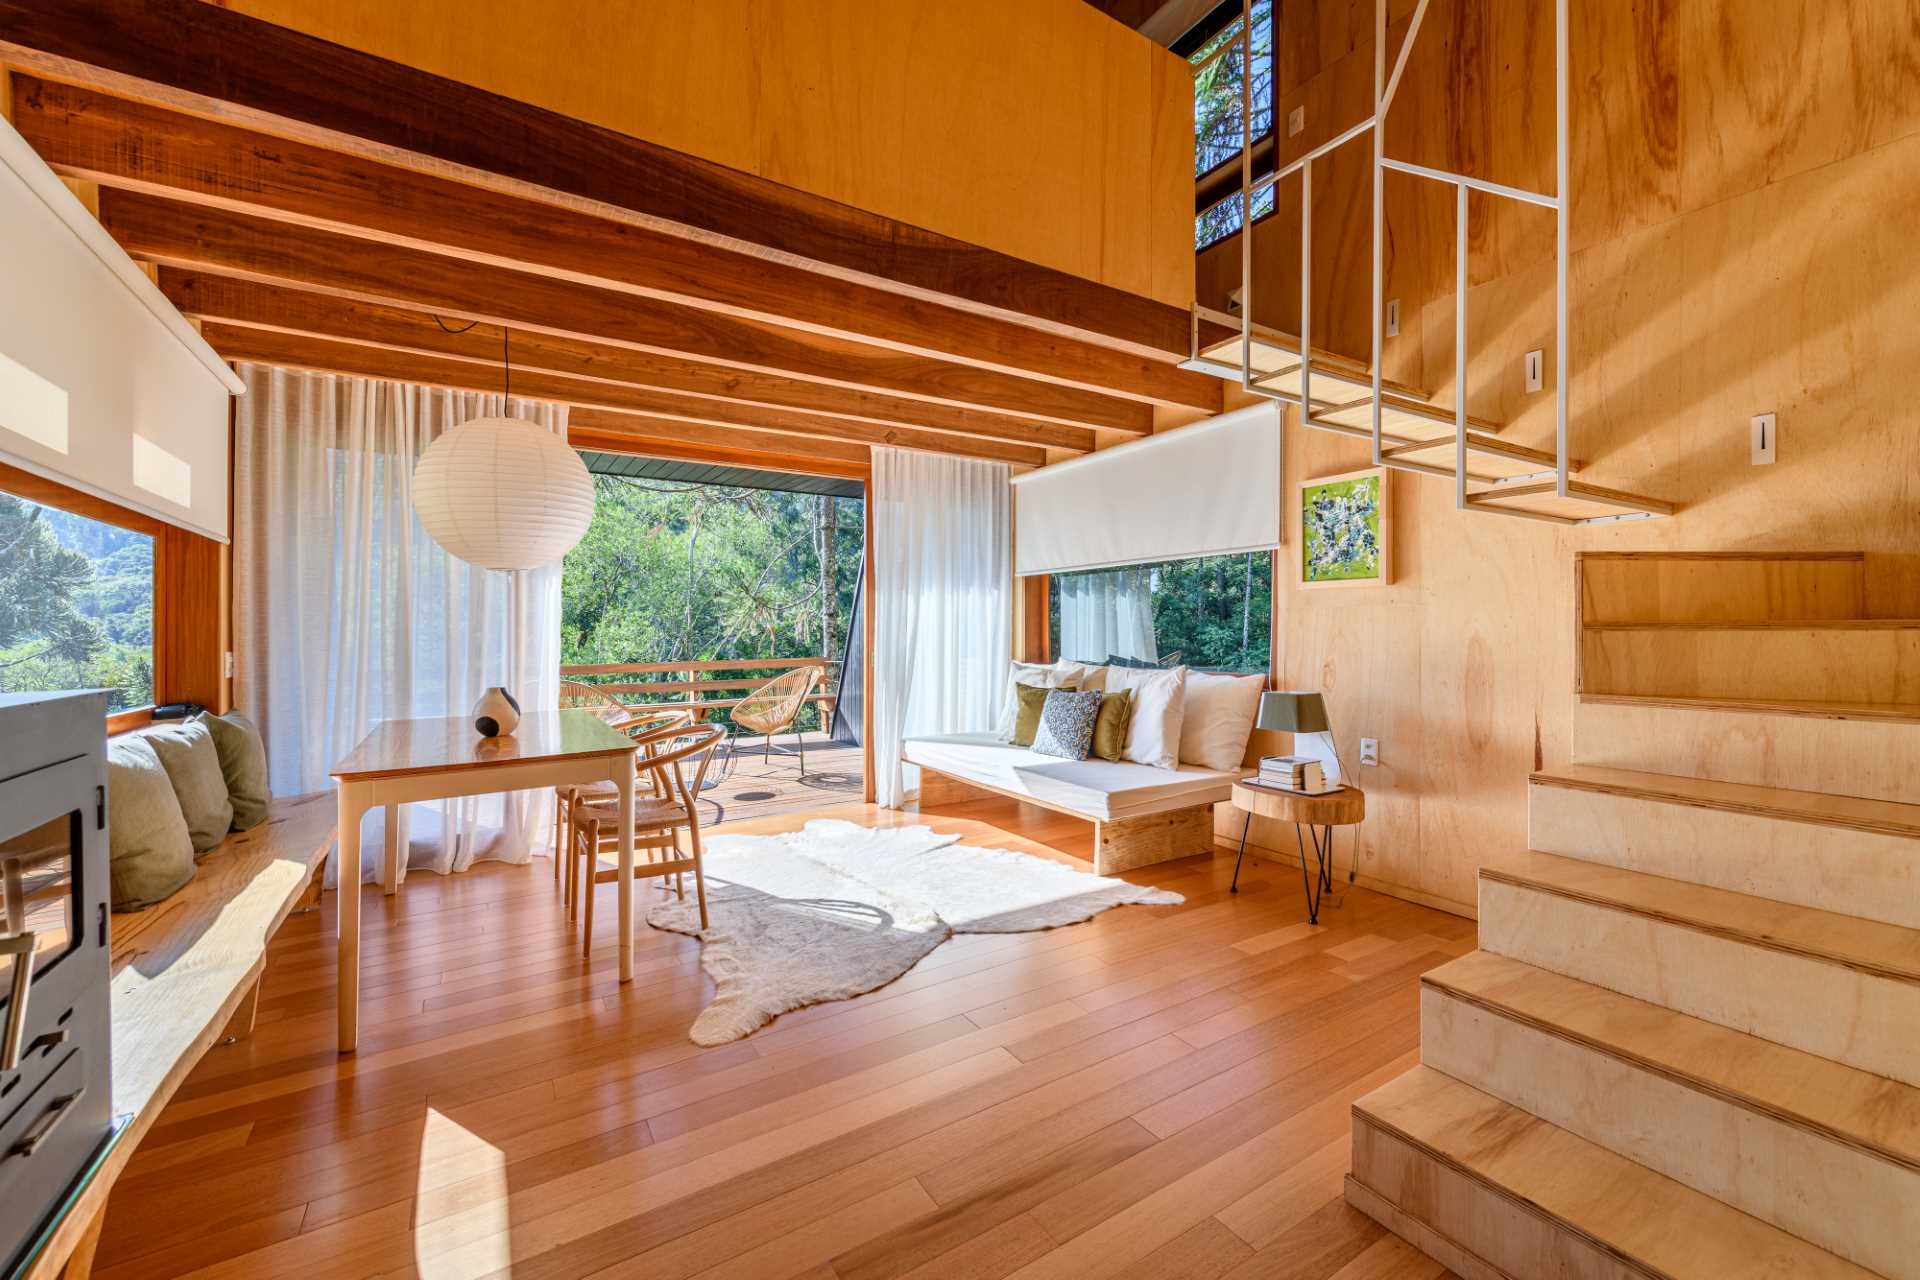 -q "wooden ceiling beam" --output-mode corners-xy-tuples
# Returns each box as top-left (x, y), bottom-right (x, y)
(98, 188), (1149, 434)
(205, 324), (1046, 468)
(566, 418), (871, 482)
(0, 0), (1197, 360)
(159, 271), (1094, 453)
(11, 77), (1219, 412)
